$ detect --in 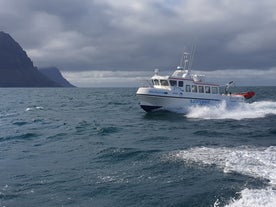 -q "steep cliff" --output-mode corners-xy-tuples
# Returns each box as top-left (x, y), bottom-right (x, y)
(39, 67), (75, 87)
(0, 31), (60, 87)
